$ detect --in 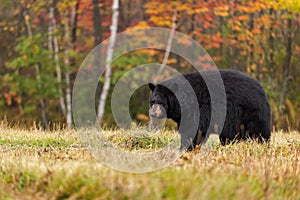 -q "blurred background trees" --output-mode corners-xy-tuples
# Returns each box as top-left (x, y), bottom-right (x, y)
(0, 0), (300, 130)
